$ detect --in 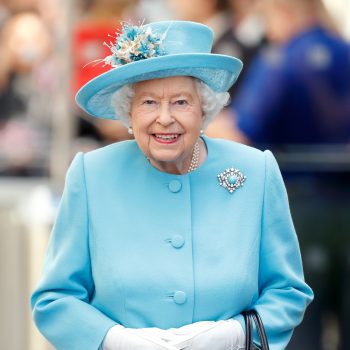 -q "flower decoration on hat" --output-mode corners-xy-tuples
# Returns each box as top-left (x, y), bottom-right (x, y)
(103, 23), (165, 67)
